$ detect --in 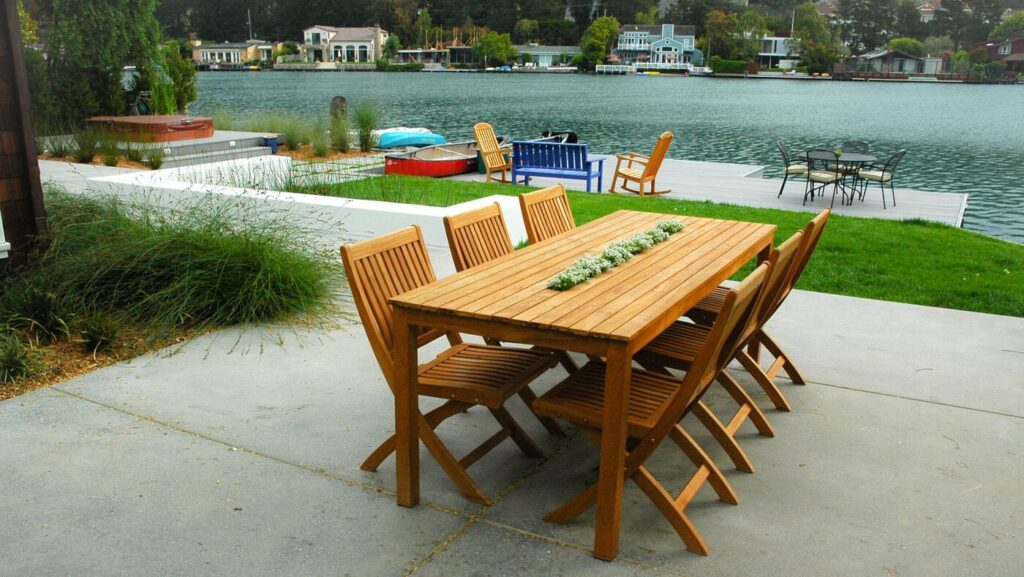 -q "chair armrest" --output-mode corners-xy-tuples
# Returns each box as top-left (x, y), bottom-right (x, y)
(617, 154), (649, 165)
(628, 152), (650, 159)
